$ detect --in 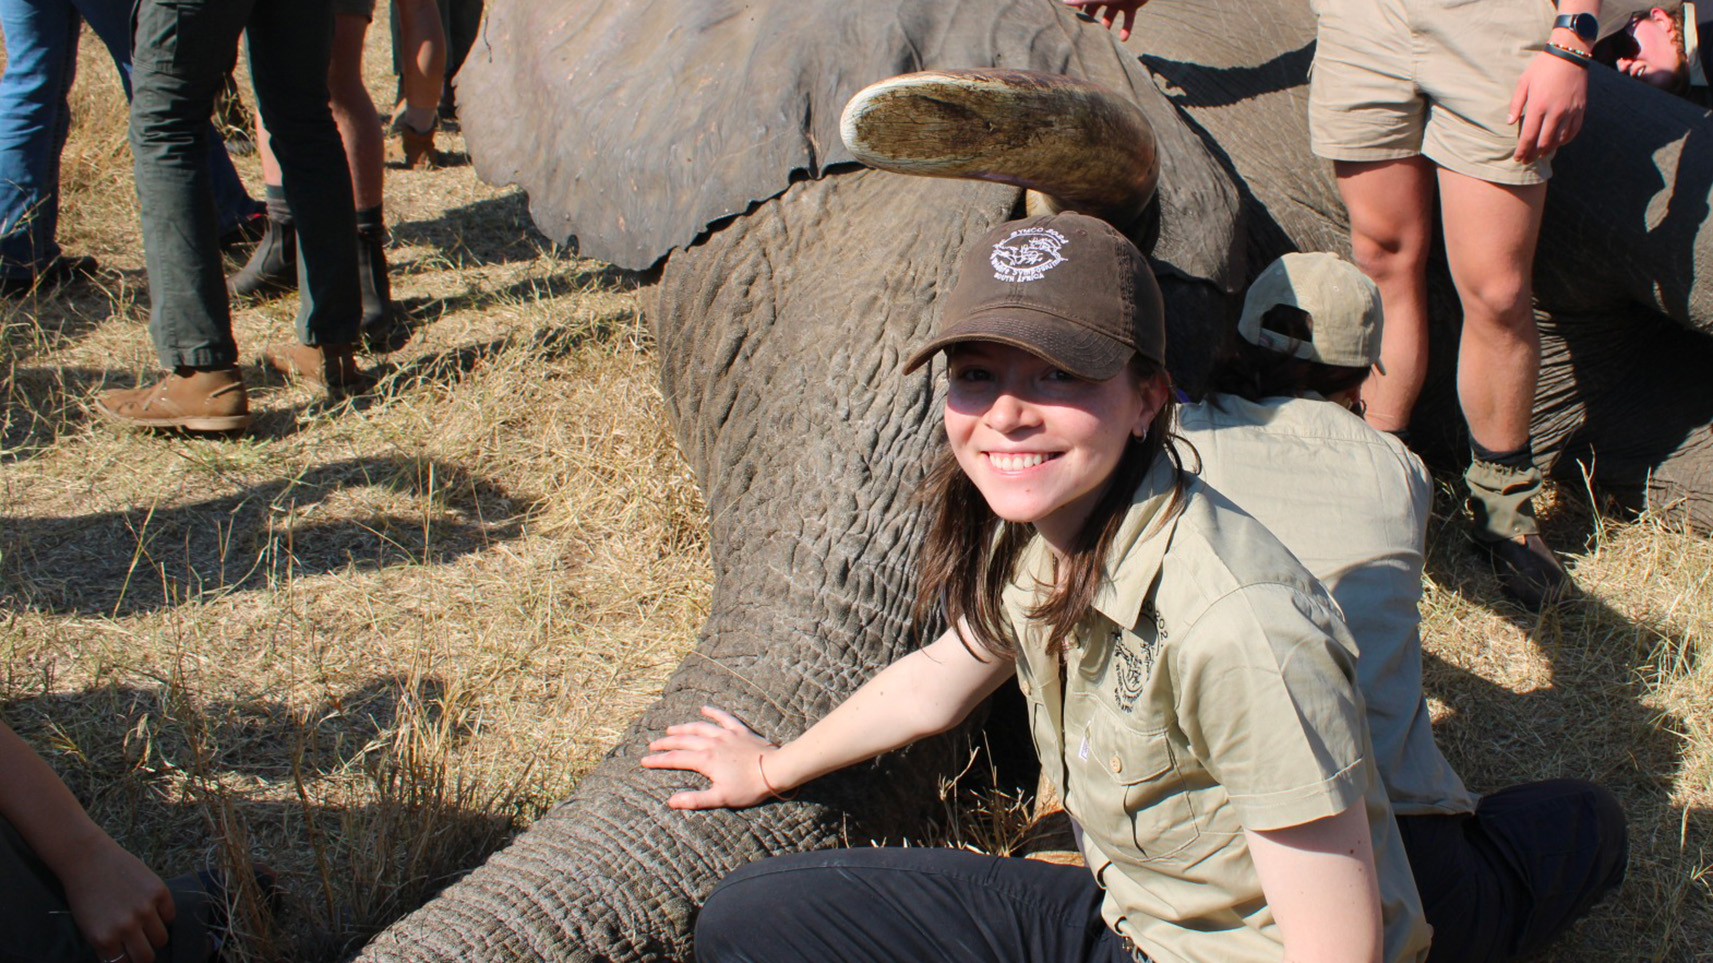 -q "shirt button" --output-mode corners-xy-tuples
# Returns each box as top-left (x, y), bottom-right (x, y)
(1019, 679), (1033, 697)
(1110, 755), (1123, 773)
